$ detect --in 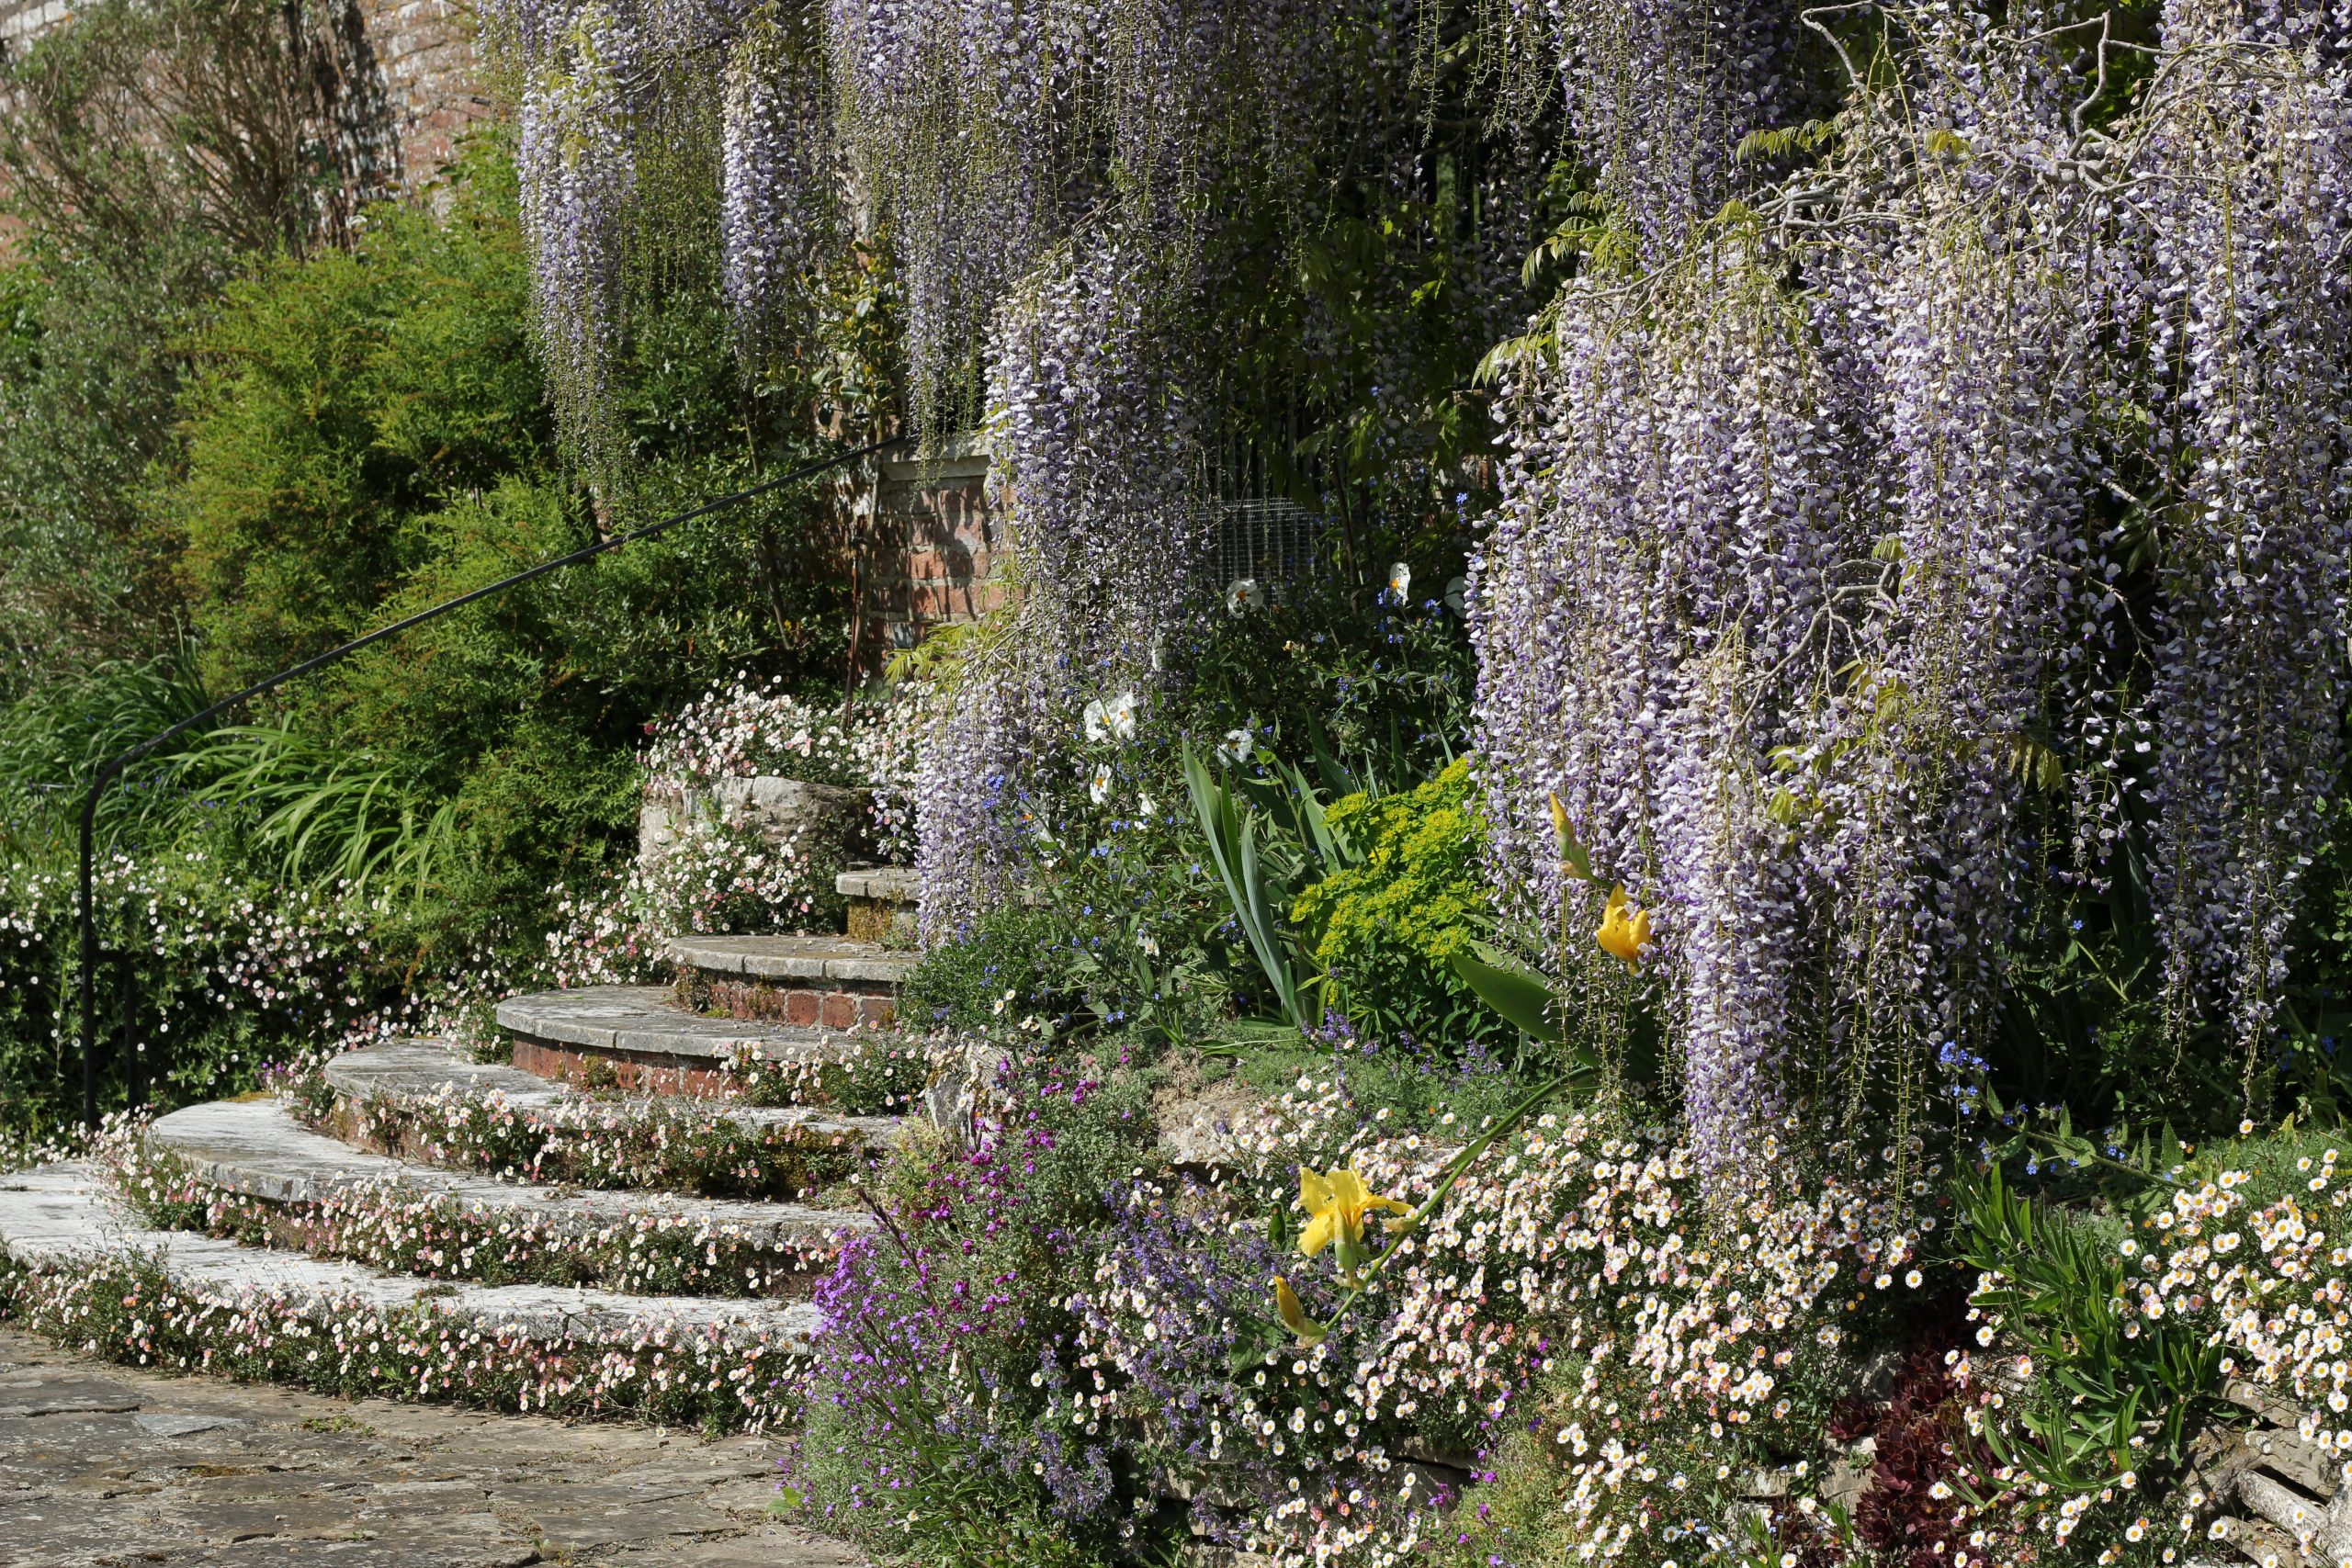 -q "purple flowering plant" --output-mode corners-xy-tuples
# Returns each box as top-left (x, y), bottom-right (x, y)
(783, 1045), (1169, 1561)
